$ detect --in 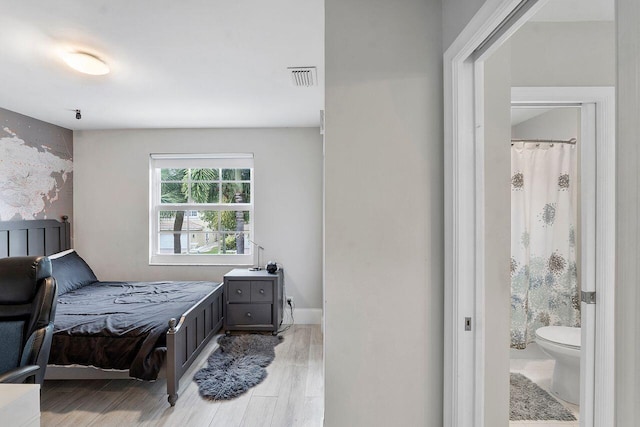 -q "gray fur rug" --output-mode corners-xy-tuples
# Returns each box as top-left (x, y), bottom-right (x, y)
(510, 373), (577, 421)
(194, 334), (283, 400)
